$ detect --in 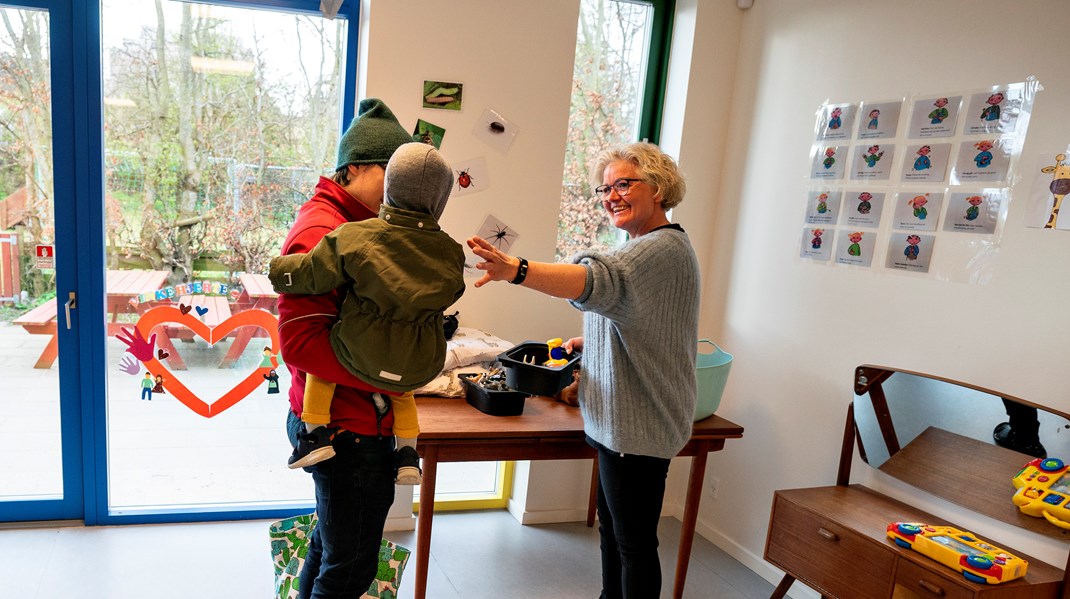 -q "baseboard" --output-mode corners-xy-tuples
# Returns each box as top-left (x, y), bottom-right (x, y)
(691, 517), (819, 599)
(514, 507), (591, 525)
